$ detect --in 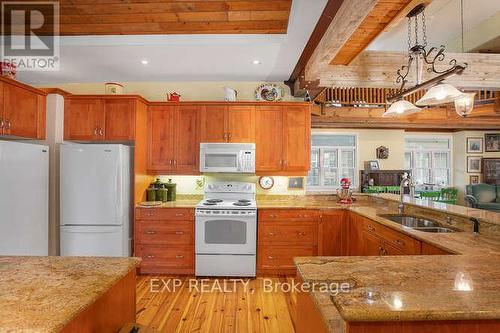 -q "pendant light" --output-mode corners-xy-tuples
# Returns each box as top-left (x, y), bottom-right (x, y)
(454, 92), (476, 117)
(415, 83), (464, 106)
(383, 99), (422, 117)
